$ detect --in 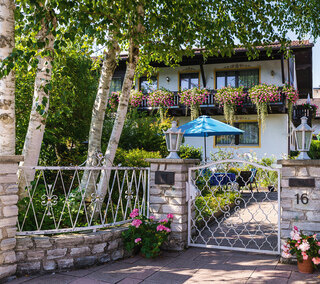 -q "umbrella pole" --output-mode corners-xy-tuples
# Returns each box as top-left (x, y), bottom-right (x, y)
(204, 135), (207, 163)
